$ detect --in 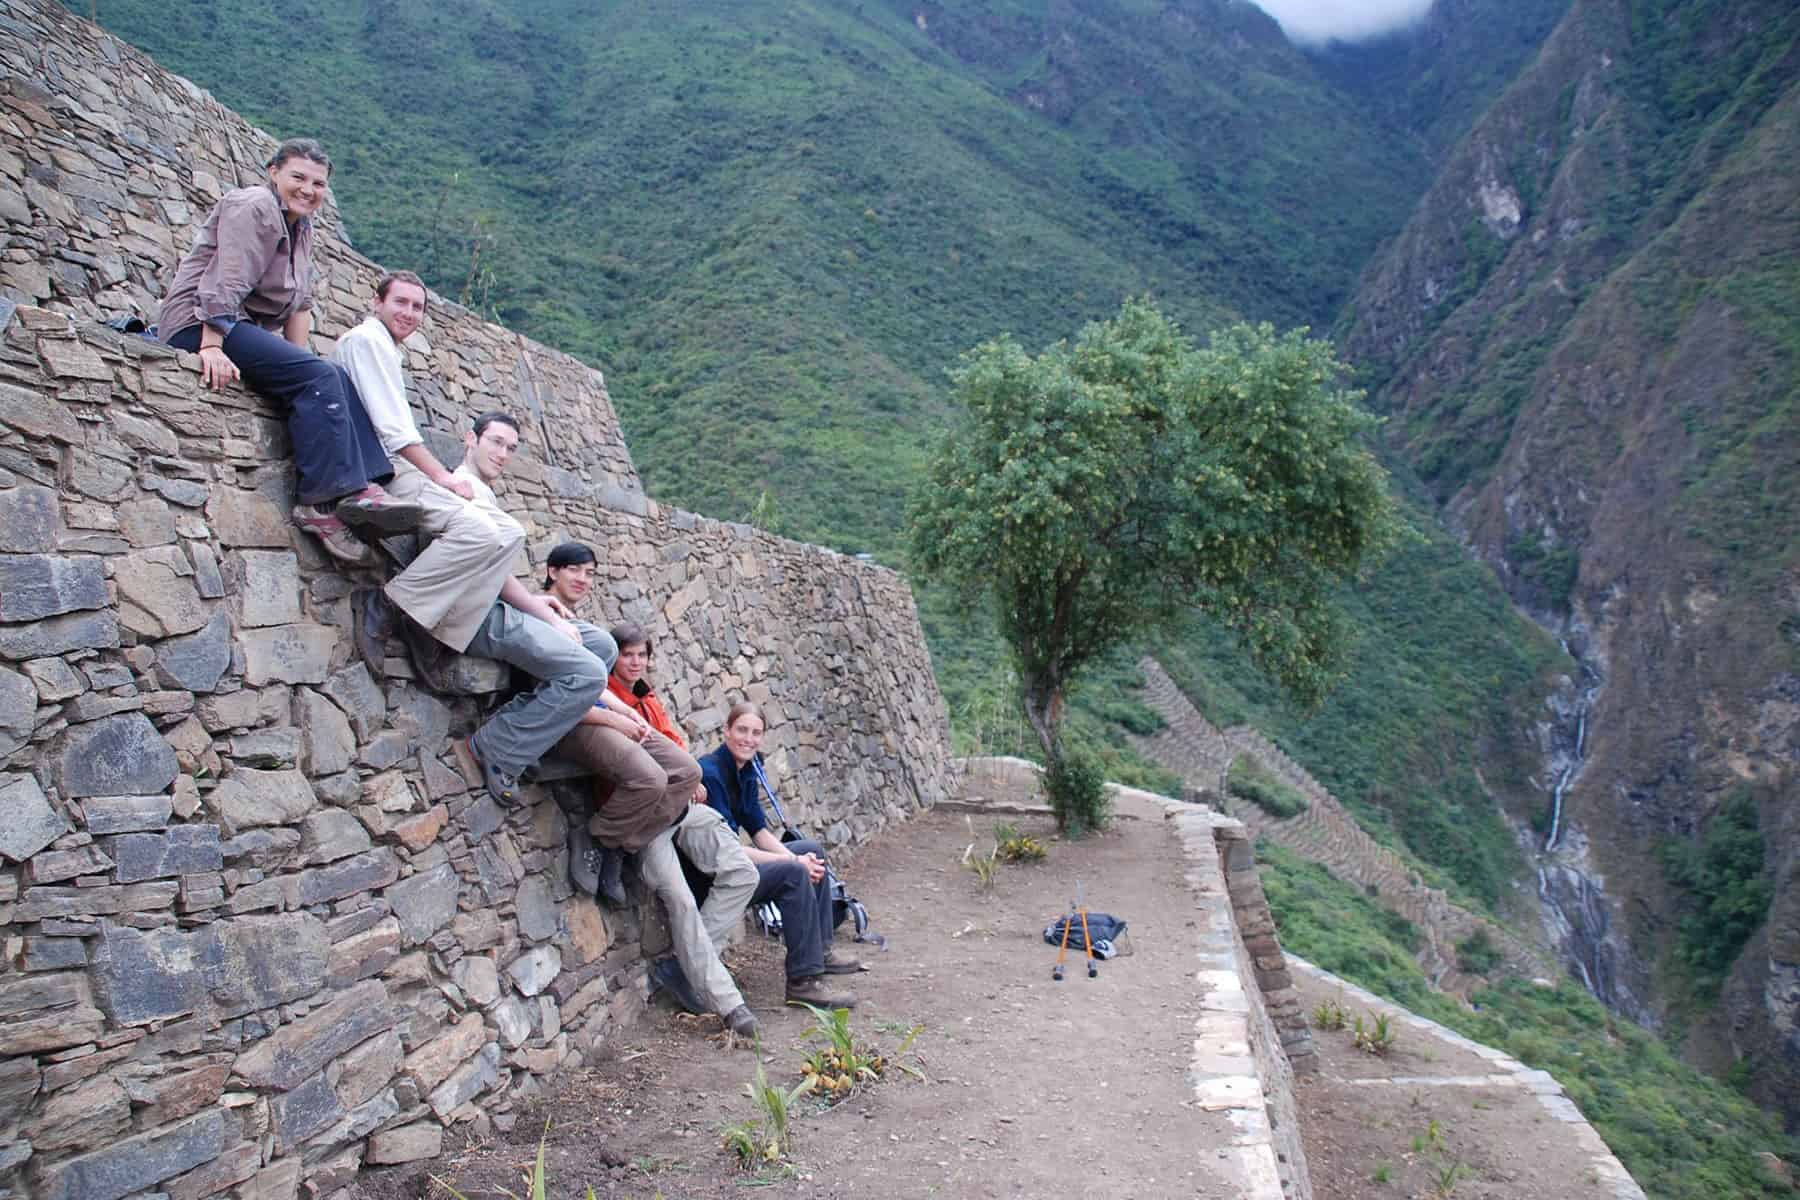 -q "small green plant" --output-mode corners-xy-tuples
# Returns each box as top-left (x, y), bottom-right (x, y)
(1432, 1157), (1468, 1197)
(962, 841), (999, 889)
(994, 821), (1047, 862)
(1312, 994), (1349, 1031)
(1043, 742), (1110, 835)
(432, 1120), (592, 1200)
(722, 1054), (815, 1168)
(793, 1001), (922, 1100)
(1353, 1011), (1396, 1057)
(1371, 1160), (1392, 1184)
